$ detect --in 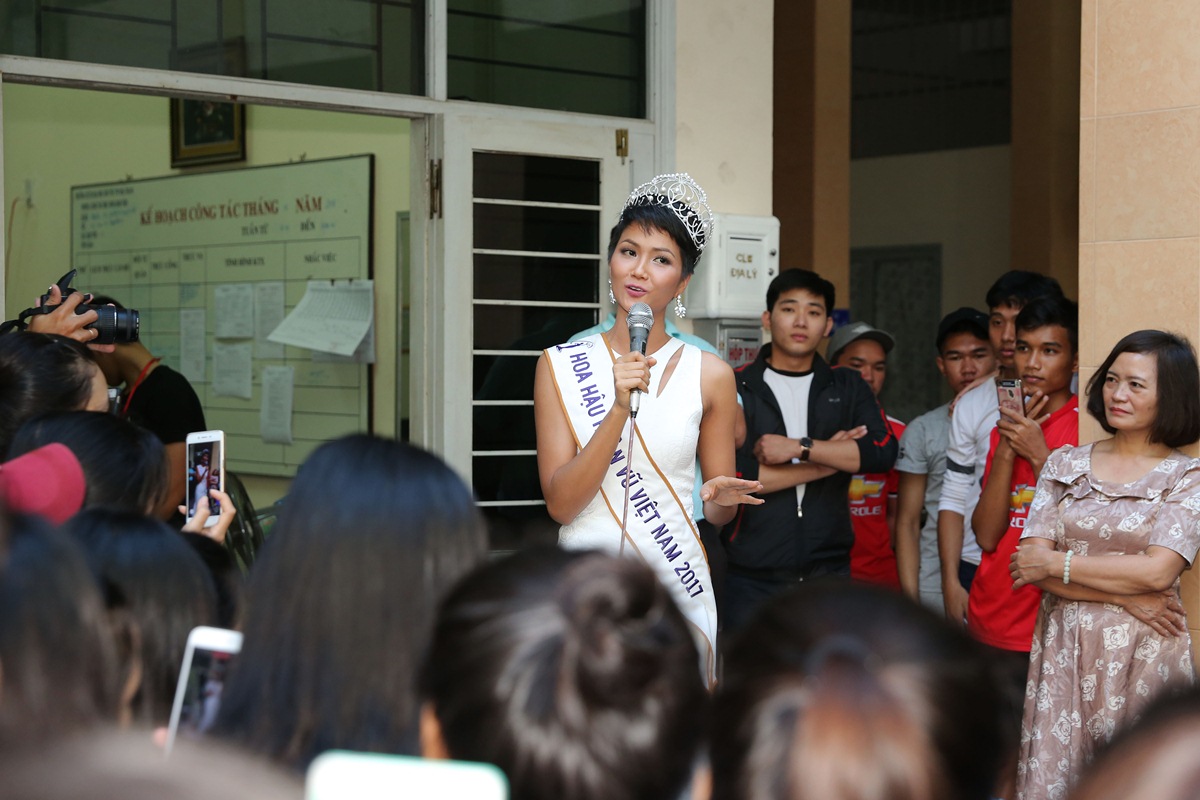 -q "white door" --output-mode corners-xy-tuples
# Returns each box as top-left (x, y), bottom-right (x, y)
(415, 116), (637, 549)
